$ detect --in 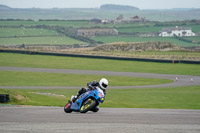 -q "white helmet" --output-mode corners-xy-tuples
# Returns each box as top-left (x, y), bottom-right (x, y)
(99, 78), (108, 90)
